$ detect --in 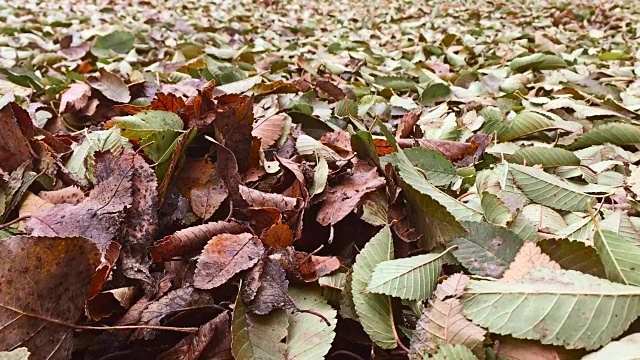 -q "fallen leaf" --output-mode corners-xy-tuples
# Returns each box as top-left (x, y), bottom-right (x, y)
(252, 114), (286, 149)
(190, 177), (228, 220)
(194, 233), (265, 289)
(239, 185), (299, 212)
(38, 186), (85, 205)
(502, 241), (561, 281)
(246, 256), (296, 315)
(87, 69), (131, 103)
(263, 221), (294, 248)
(150, 221), (248, 262)
(0, 236), (100, 359)
(316, 160), (386, 226)
(59, 83), (92, 113)
(0, 103), (34, 173)
(159, 312), (232, 360)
